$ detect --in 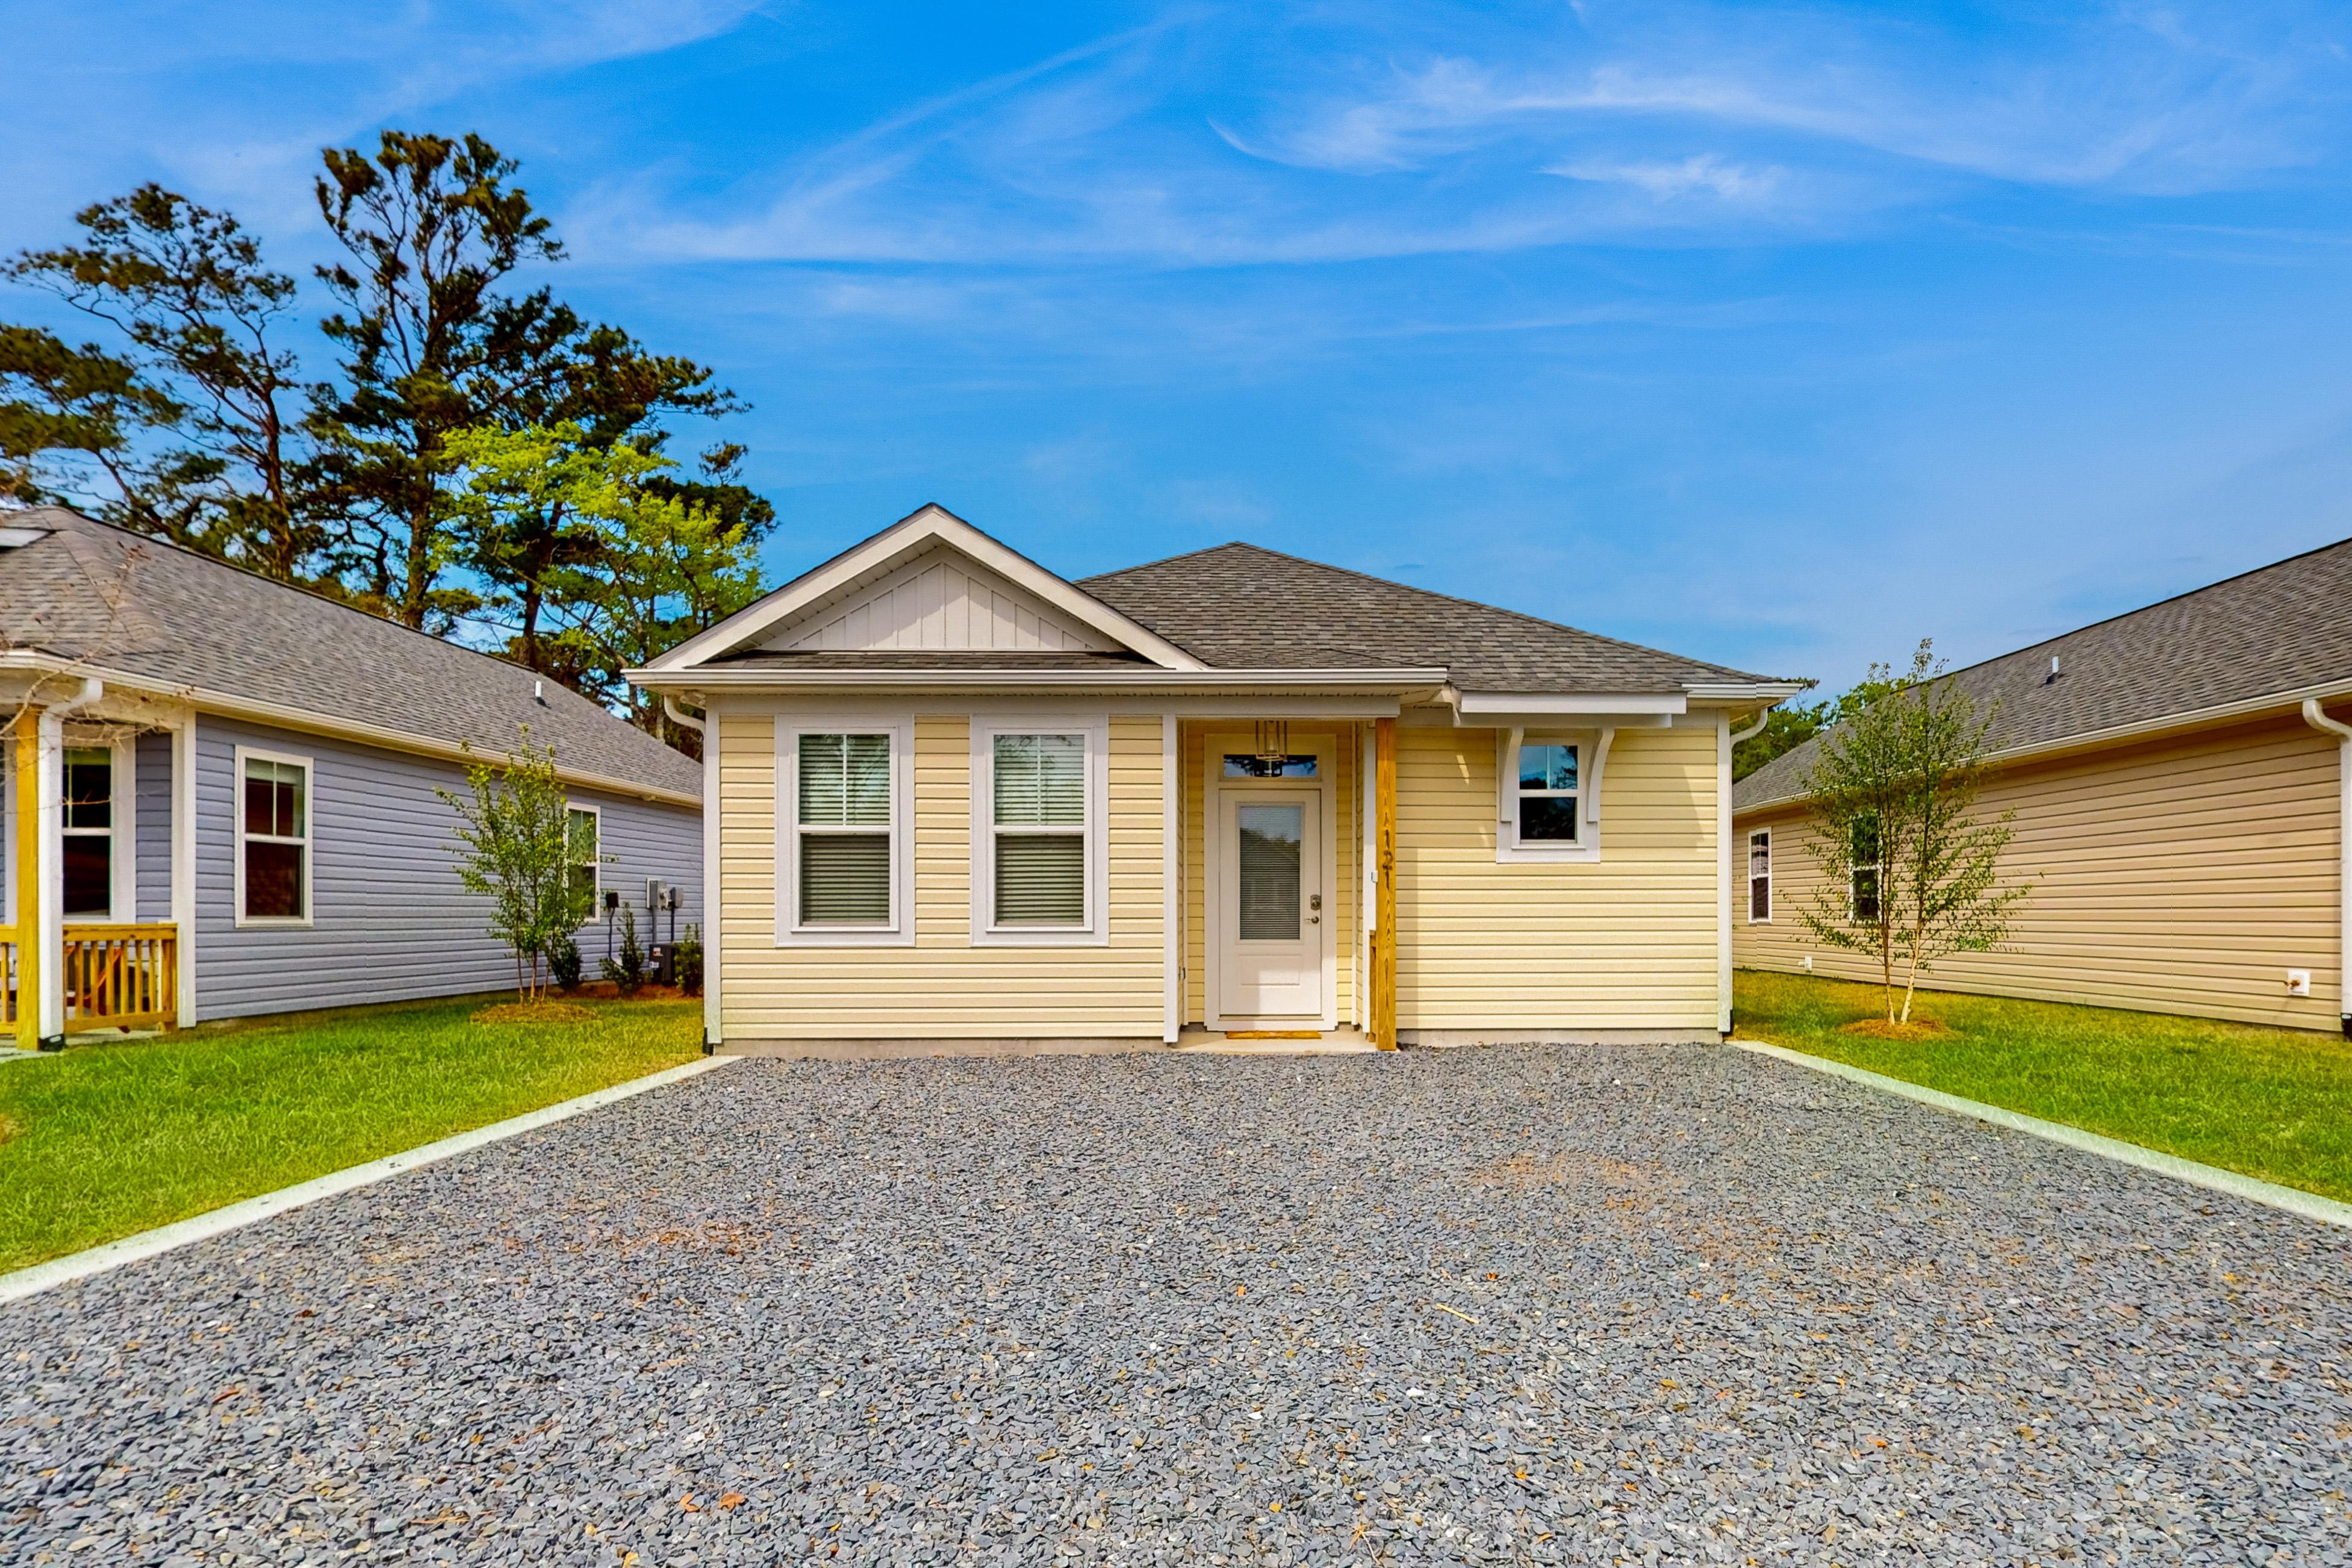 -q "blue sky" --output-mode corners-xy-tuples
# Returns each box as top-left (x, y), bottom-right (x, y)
(6, 1), (2351, 689)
